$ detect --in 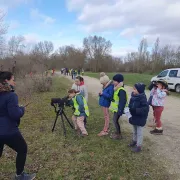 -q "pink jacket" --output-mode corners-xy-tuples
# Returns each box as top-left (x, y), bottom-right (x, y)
(150, 88), (167, 107)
